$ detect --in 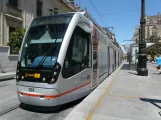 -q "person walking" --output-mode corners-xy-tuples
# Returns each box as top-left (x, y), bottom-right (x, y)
(155, 55), (161, 74)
